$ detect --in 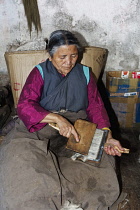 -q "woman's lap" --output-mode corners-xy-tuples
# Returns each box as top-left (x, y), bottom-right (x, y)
(0, 118), (120, 210)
